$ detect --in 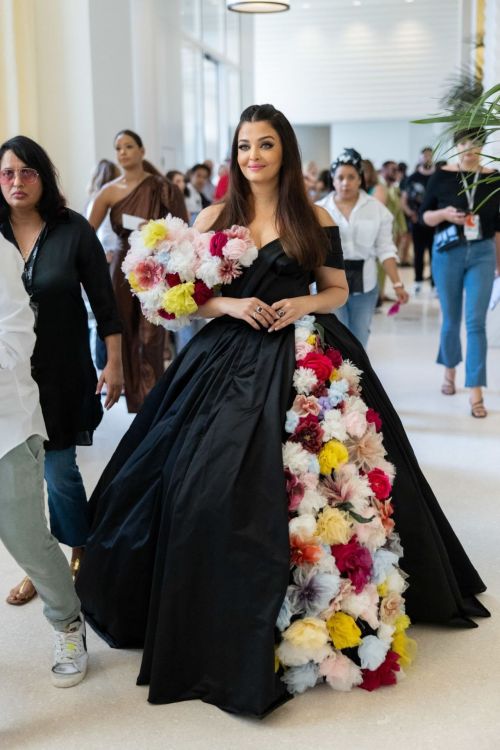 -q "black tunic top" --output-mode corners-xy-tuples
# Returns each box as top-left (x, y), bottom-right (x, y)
(420, 168), (500, 237)
(1, 209), (122, 450)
